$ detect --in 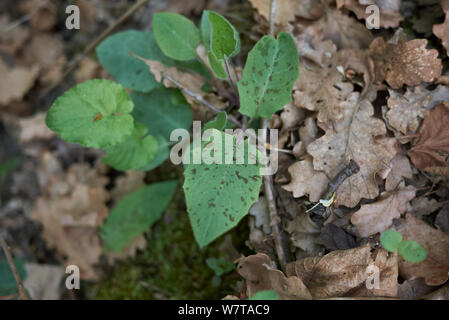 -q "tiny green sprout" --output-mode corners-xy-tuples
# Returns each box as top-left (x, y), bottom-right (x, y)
(380, 230), (427, 263)
(249, 290), (280, 300)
